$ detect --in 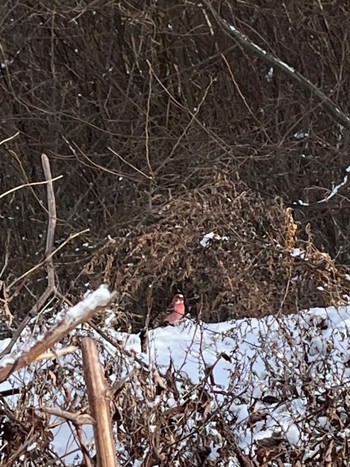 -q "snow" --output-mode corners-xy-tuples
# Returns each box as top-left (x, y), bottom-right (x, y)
(265, 67), (274, 82)
(2, 289), (350, 464)
(200, 231), (217, 247)
(290, 247), (305, 258)
(200, 232), (229, 247)
(294, 130), (309, 140)
(64, 284), (113, 322)
(112, 304), (350, 460)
